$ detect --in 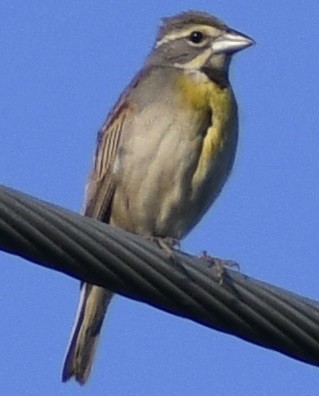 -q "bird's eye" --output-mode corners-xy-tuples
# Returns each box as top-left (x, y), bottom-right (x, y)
(189, 31), (204, 44)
